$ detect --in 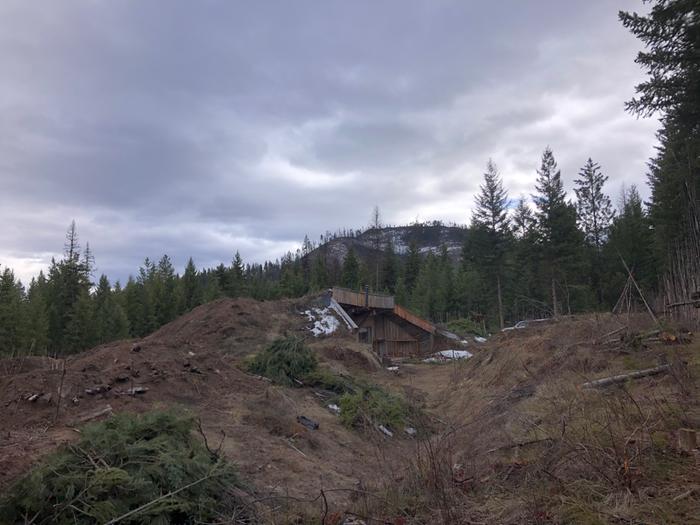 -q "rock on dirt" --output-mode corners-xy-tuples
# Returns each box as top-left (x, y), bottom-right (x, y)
(126, 386), (149, 395)
(296, 415), (319, 430)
